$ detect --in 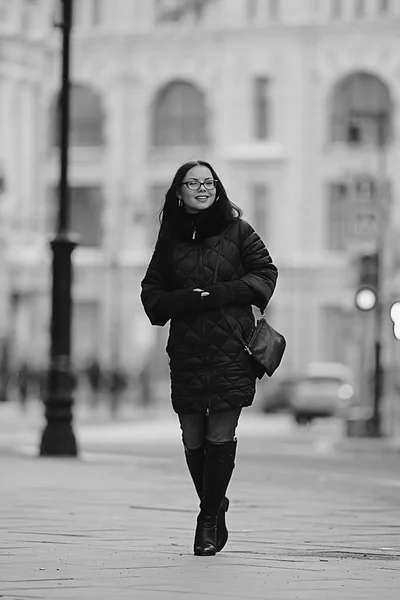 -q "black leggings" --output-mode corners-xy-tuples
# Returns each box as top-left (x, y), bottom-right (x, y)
(178, 409), (241, 450)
